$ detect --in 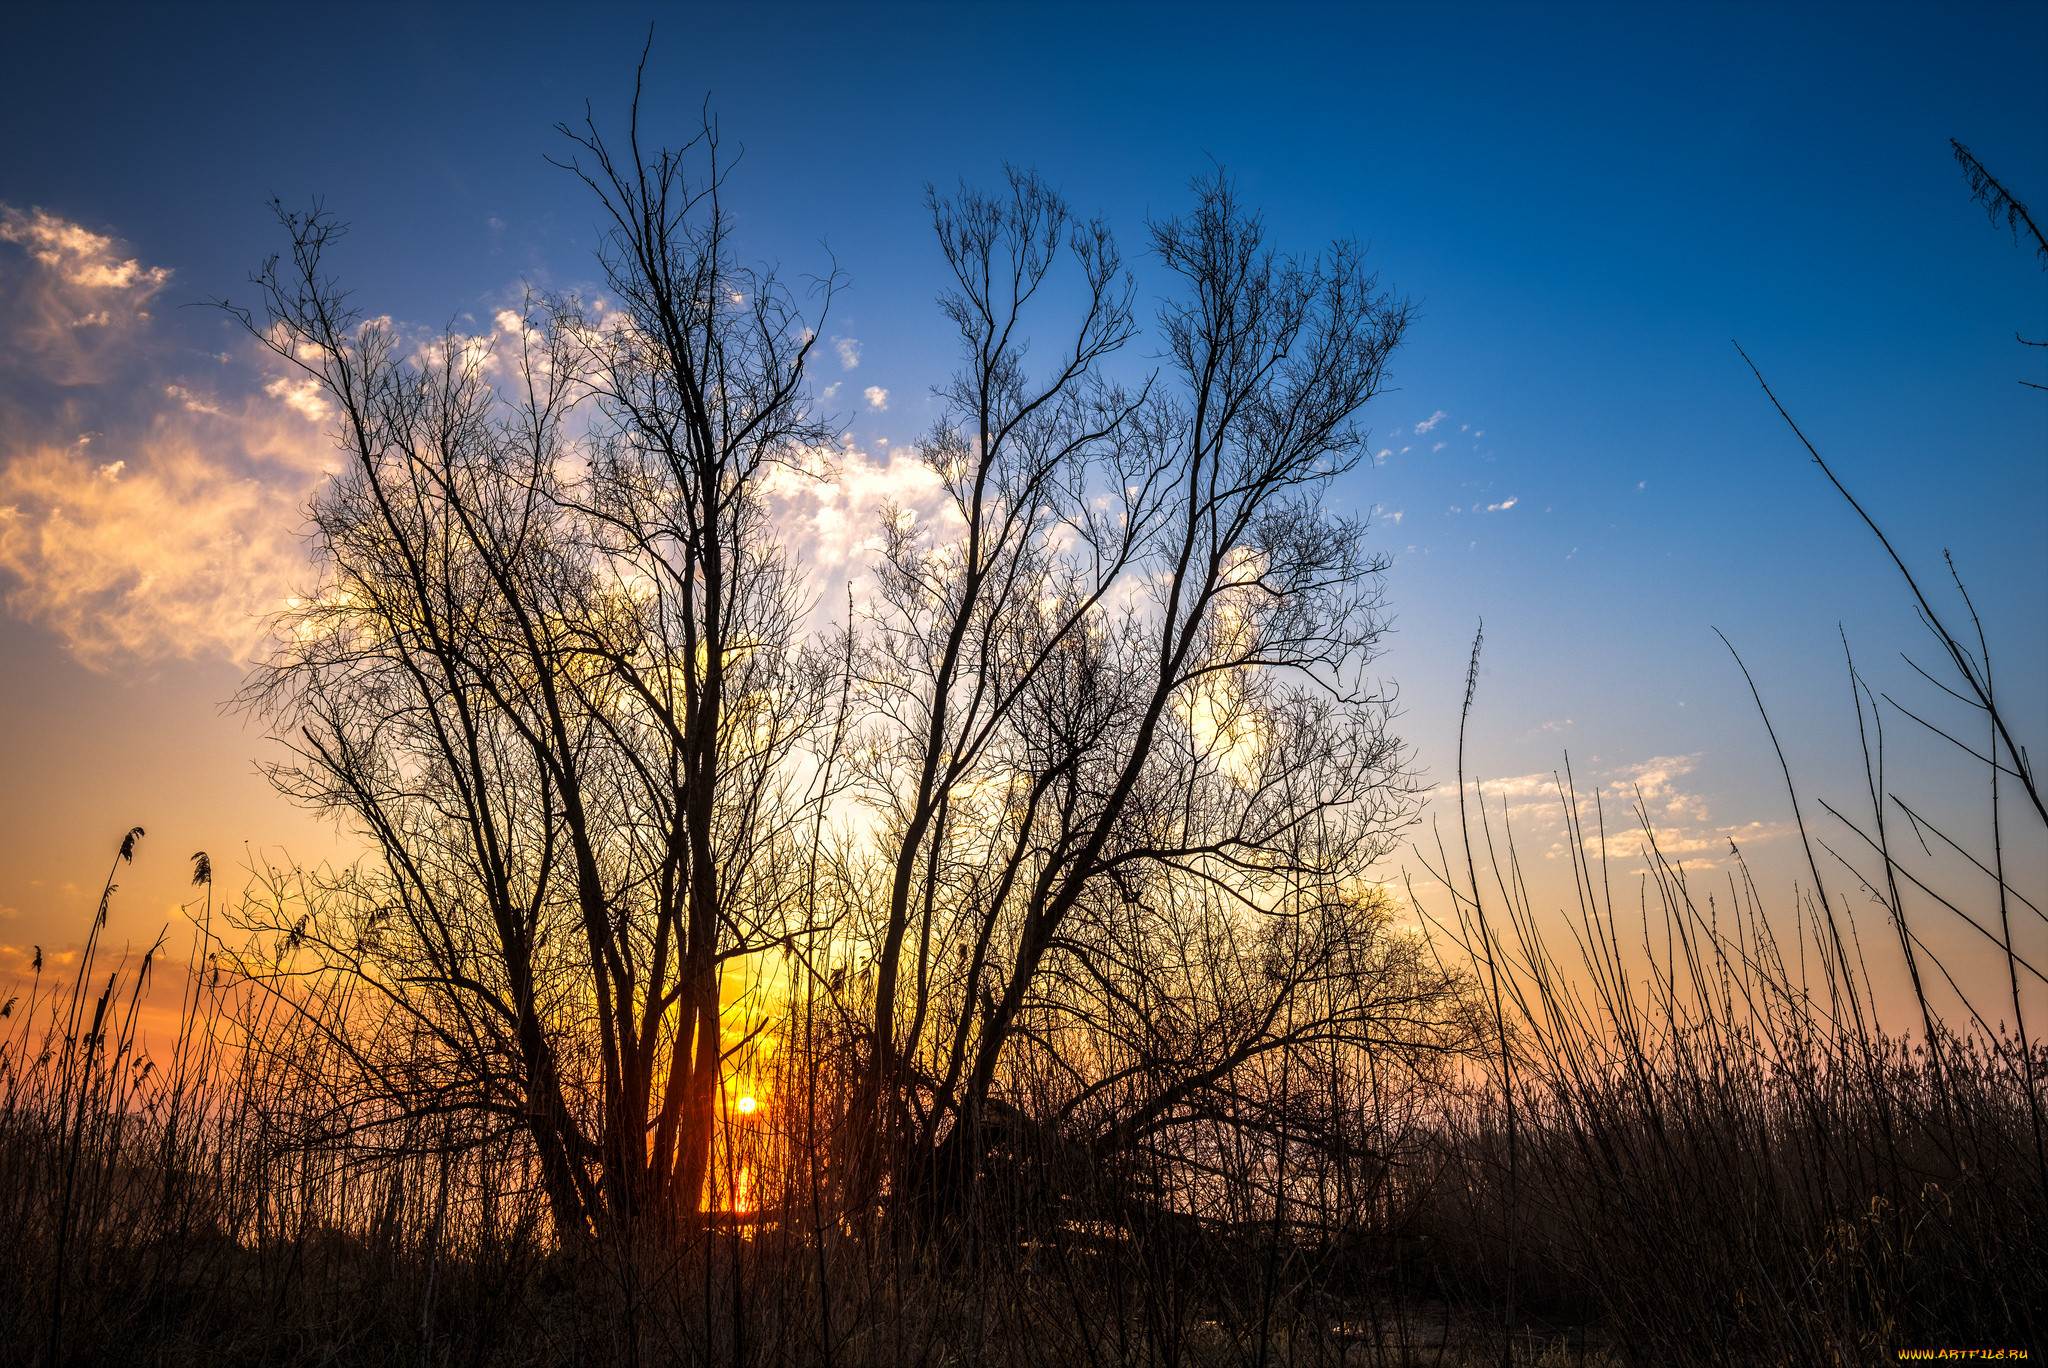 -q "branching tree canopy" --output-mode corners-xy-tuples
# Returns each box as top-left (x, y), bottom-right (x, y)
(224, 98), (1470, 1244)
(231, 103), (839, 1240)
(848, 168), (1448, 1202)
